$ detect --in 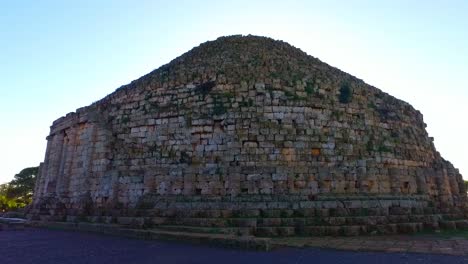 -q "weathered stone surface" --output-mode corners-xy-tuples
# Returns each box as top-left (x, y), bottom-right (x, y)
(29, 35), (467, 236)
